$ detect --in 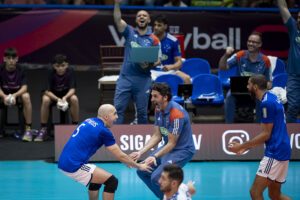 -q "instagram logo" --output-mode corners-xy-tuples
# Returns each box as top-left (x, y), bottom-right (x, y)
(222, 130), (250, 155)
